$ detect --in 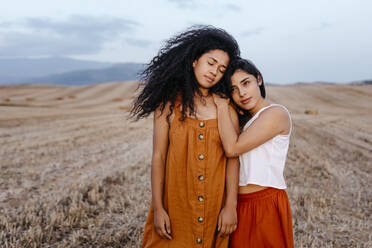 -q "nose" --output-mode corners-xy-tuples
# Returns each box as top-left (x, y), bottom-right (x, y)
(239, 86), (247, 97)
(210, 65), (218, 76)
